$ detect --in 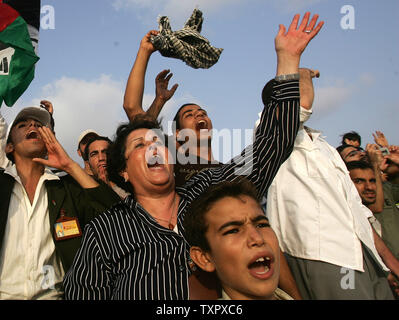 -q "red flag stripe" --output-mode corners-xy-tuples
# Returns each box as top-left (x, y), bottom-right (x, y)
(0, 3), (20, 33)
